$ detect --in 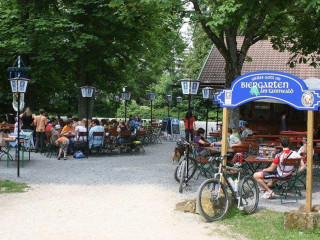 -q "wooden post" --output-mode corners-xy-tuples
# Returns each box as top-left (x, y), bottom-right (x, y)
(221, 107), (229, 183)
(306, 110), (314, 212)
